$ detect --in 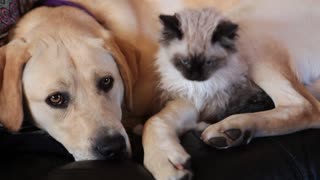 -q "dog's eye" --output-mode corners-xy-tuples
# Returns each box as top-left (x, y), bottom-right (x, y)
(46, 92), (69, 108)
(98, 76), (114, 92)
